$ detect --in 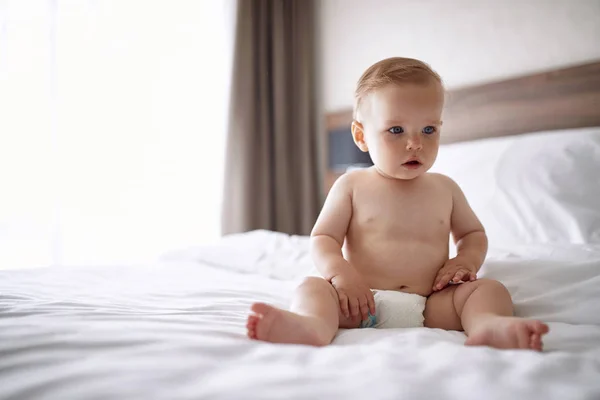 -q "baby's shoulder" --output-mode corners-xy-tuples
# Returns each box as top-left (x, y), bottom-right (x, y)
(335, 168), (372, 187)
(328, 168), (378, 199)
(424, 172), (461, 192)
